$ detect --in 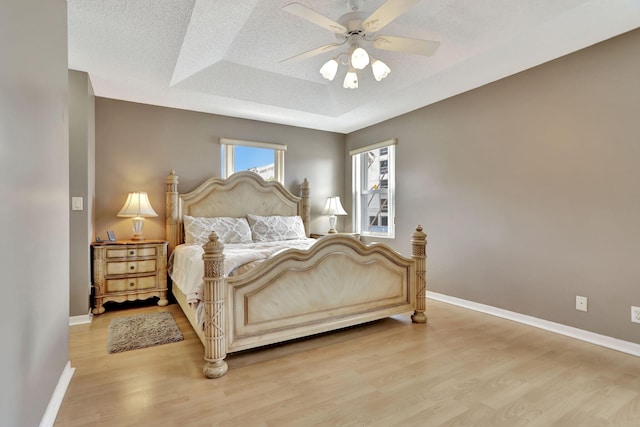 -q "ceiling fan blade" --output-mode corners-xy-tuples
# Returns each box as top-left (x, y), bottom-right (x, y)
(372, 35), (440, 56)
(280, 43), (343, 63)
(283, 2), (347, 35)
(362, 0), (421, 33)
